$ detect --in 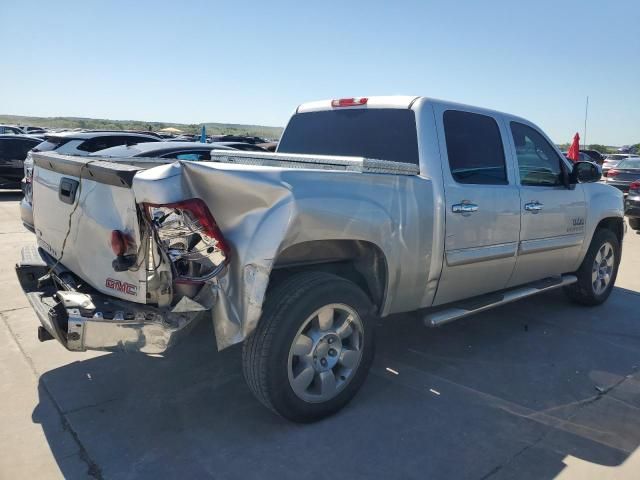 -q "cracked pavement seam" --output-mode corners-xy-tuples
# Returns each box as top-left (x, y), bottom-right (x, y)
(478, 373), (635, 480)
(0, 312), (104, 480)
